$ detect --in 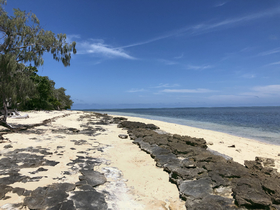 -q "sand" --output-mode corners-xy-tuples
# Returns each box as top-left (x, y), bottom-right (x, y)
(0, 110), (279, 209)
(0, 111), (184, 209)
